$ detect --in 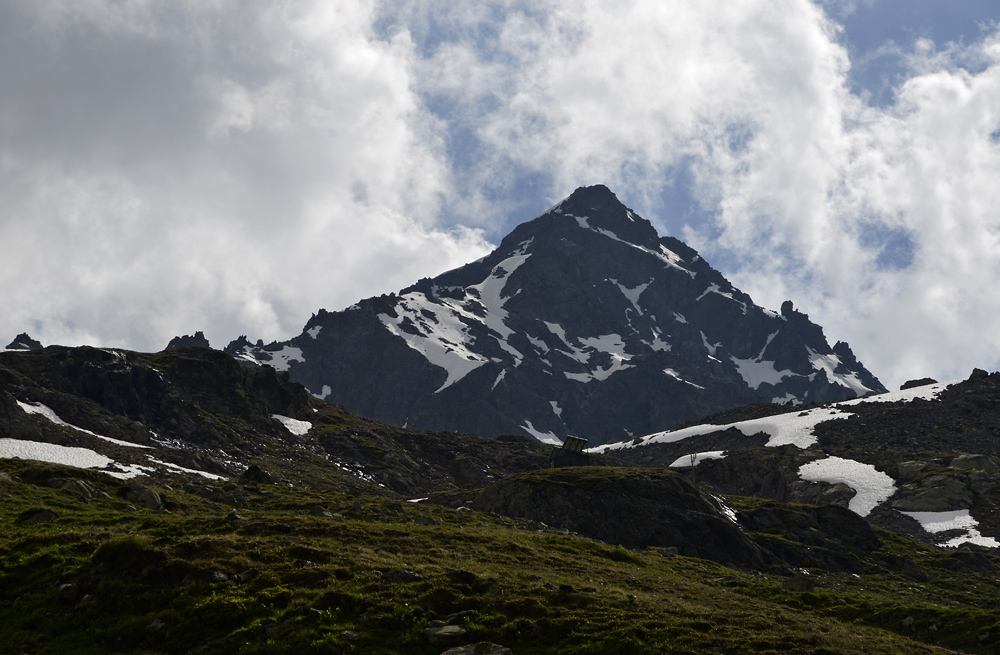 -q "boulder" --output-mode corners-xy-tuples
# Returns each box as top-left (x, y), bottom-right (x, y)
(165, 332), (211, 350)
(474, 467), (764, 569)
(891, 475), (972, 512)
